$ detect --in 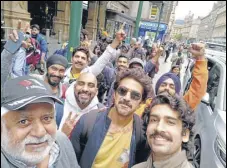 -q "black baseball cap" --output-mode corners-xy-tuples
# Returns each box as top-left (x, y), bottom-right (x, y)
(1, 76), (62, 110)
(31, 24), (40, 30)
